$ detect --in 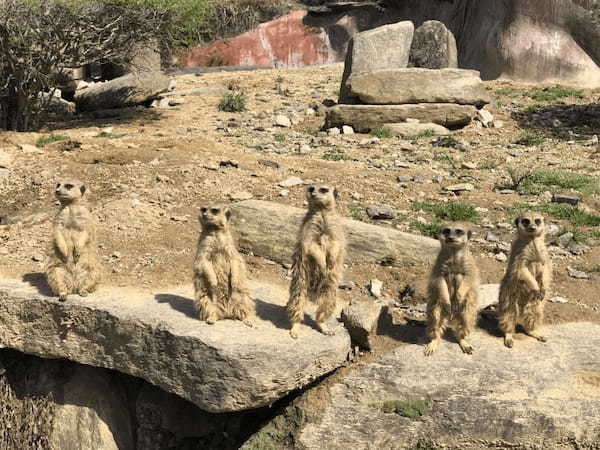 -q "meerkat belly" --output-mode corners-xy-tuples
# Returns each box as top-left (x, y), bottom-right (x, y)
(210, 252), (231, 289)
